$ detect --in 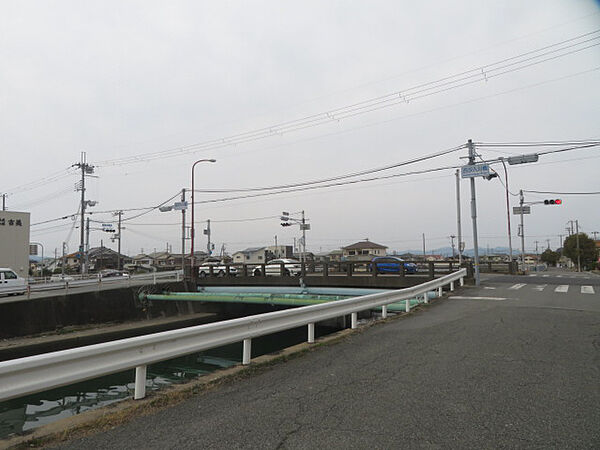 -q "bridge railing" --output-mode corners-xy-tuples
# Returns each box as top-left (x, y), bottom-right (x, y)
(194, 260), (476, 279)
(23, 270), (184, 296)
(0, 268), (465, 402)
